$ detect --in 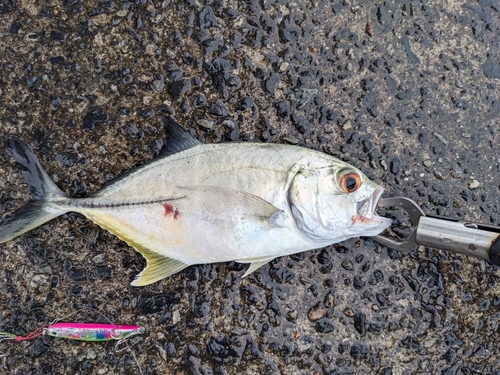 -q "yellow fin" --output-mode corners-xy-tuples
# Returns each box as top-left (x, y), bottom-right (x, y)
(131, 246), (188, 286)
(83, 213), (187, 286)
